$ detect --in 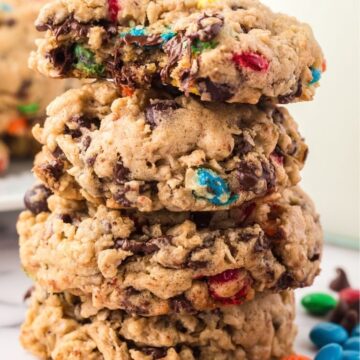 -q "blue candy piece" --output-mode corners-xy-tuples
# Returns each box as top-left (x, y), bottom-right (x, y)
(193, 168), (238, 206)
(352, 325), (360, 338)
(0, 2), (12, 11)
(344, 338), (360, 352)
(161, 31), (177, 42)
(309, 67), (322, 85)
(129, 27), (146, 36)
(314, 343), (342, 360)
(310, 322), (349, 348)
(343, 350), (360, 360)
